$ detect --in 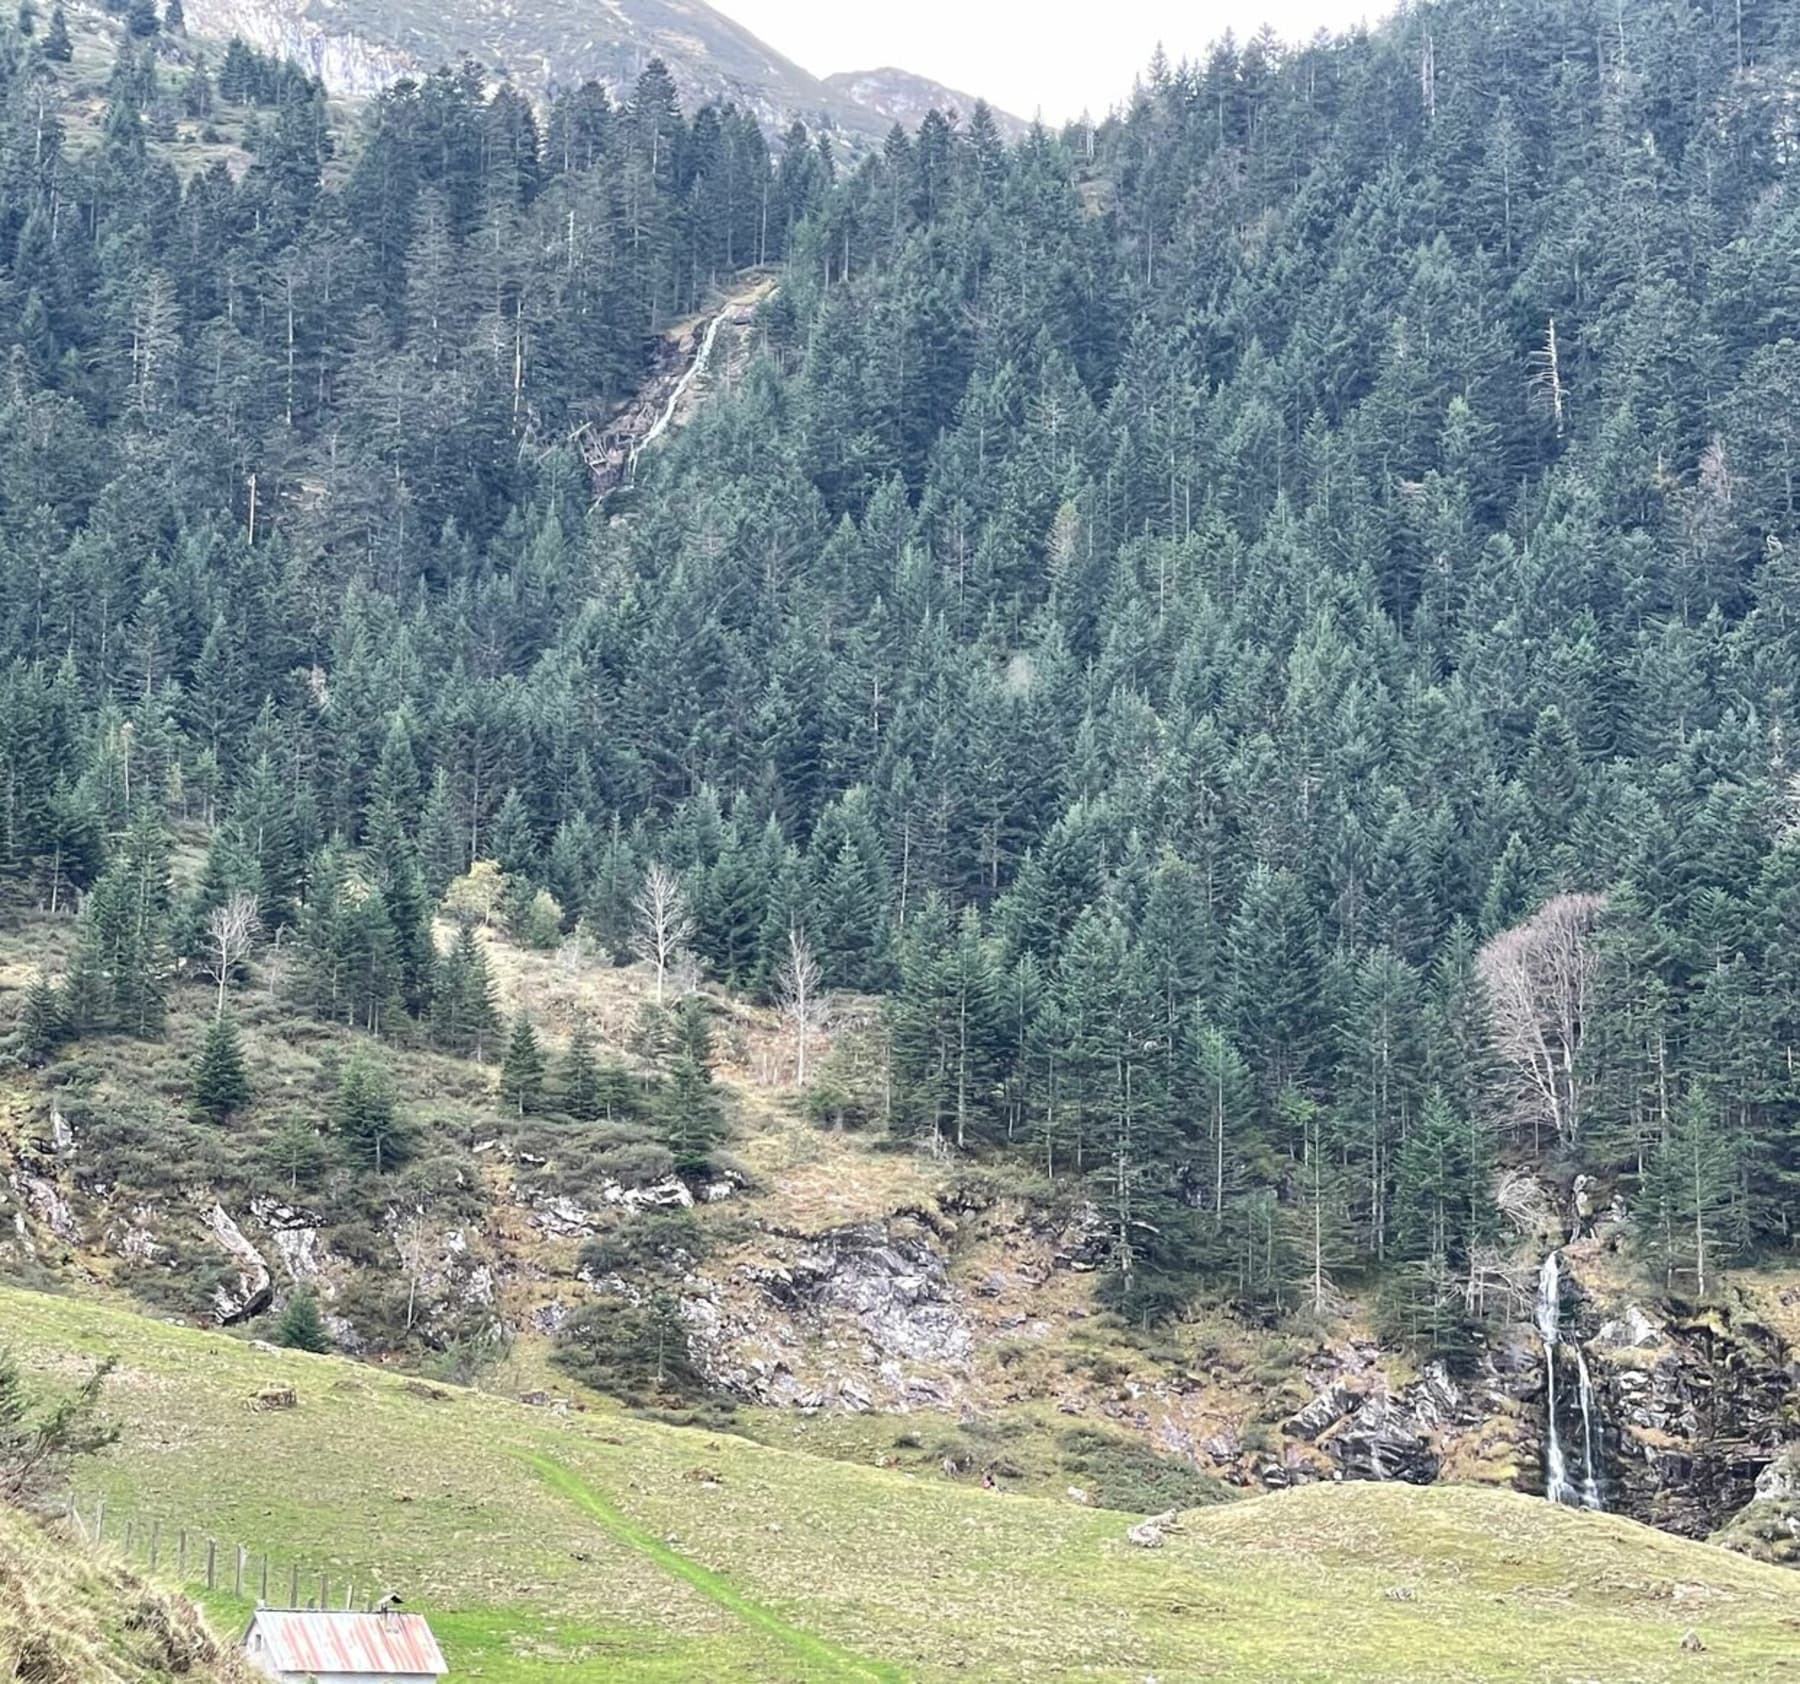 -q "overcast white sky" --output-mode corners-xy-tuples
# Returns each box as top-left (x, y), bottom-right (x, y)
(716, 0), (1394, 125)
